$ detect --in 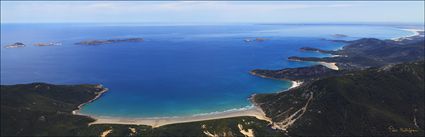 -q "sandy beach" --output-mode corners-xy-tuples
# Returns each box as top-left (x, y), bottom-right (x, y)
(71, 84), (274, 128)
(392, 28), (424, 41)
(318, 61), (339, 70)
(289, 80), (303, 89)
(87, 106), (271, 128)
(401, 29), (423, 37)
(73, 84), (274, 128)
